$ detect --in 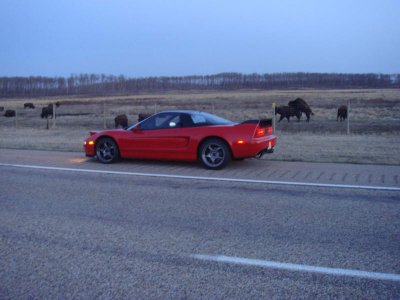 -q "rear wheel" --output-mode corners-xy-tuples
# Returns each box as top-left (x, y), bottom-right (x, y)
(199, 138), (231, 170)
(96, 137), (119, 164)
